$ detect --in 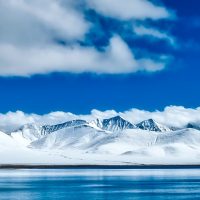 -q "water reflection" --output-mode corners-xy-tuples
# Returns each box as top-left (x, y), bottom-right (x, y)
(0, 168), (200, 200)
